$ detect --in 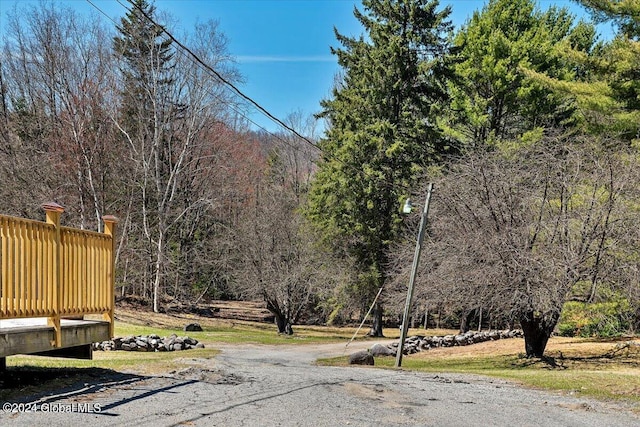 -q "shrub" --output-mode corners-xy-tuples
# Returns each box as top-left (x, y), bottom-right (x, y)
(558, 300), (631, 337)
